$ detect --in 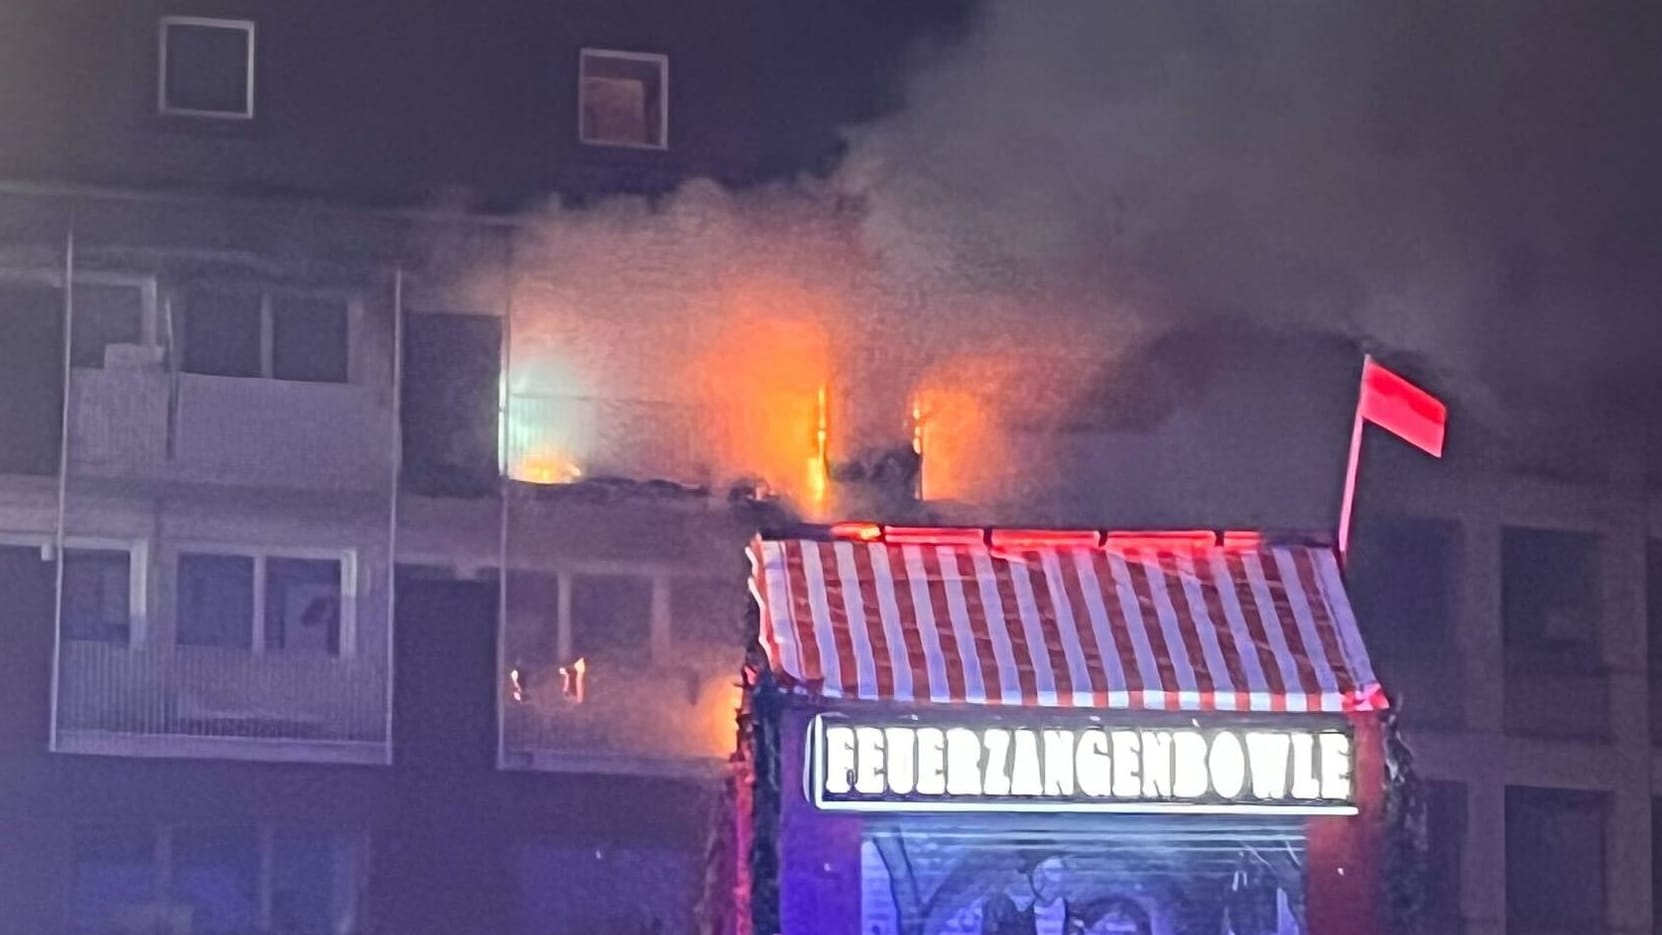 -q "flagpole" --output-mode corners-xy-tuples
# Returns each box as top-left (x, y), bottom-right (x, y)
(1336, 356), (1371, 567)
